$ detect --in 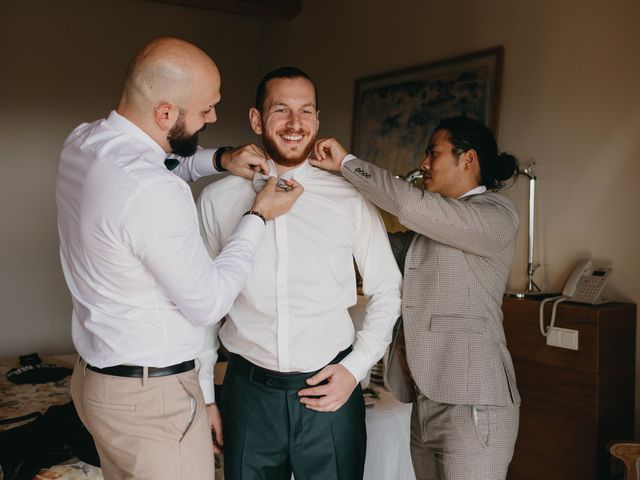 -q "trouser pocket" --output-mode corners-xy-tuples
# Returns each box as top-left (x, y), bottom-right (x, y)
(471, 405), (492, 448)
(164, 372), (200, 442)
